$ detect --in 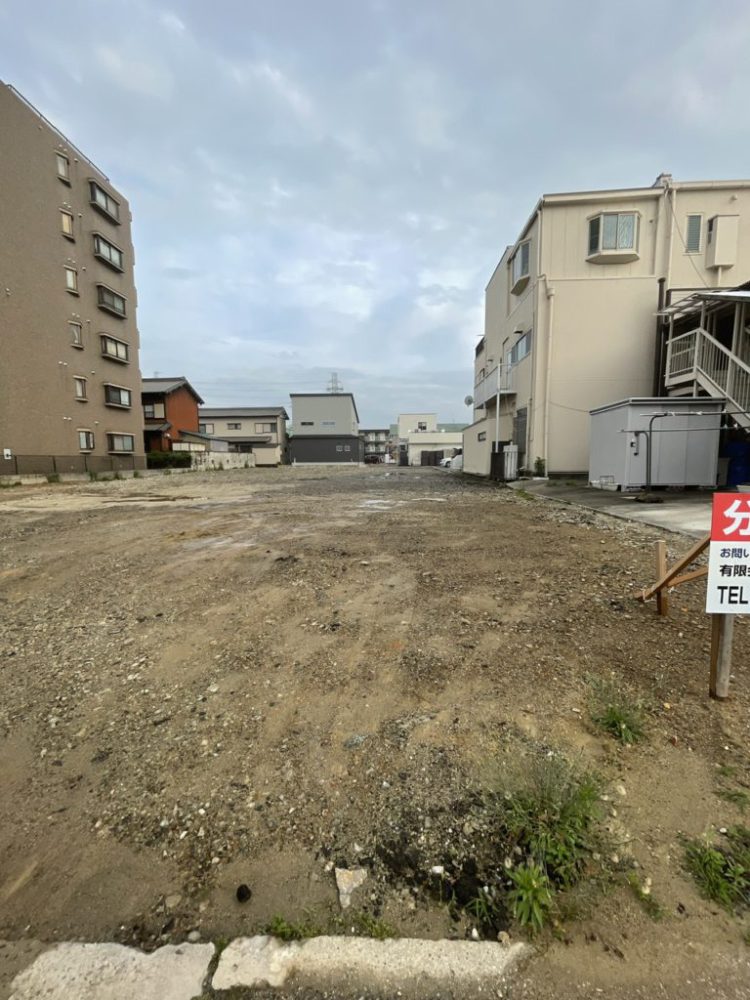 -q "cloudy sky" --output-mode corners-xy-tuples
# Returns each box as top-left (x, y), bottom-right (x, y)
(3, 0), (750, 425)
